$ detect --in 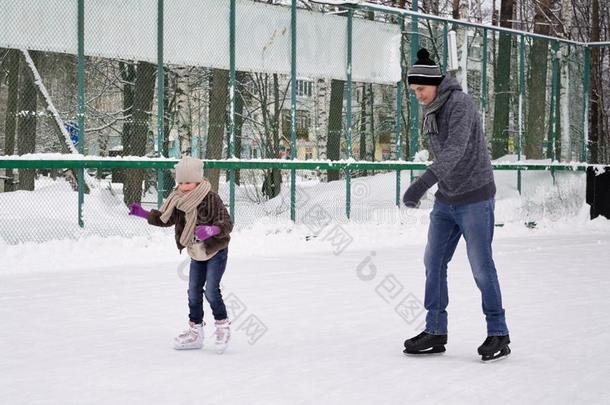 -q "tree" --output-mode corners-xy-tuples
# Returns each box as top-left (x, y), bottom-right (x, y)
(206, 69), (229, 192)
(565, 0), (609, 163)
(122, 61), (156, 205)
(359, 84), (368, 164)
(589, 0), (602, 163)
(16, 51), (41, 191)
(173, 66), (194, 156)
(452, 0), (461, 19)
(3, 49), (19, 192)
(161, 69), (177, 197)
(327, 79), (344, 181)
(315, 78), (329, 162)
(491, 0), (514, 159)
(525, 0), (554, 160)
(261, 73), (283, 199)
(233, 71), (247, 185)
(237, 71), (289, 199)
